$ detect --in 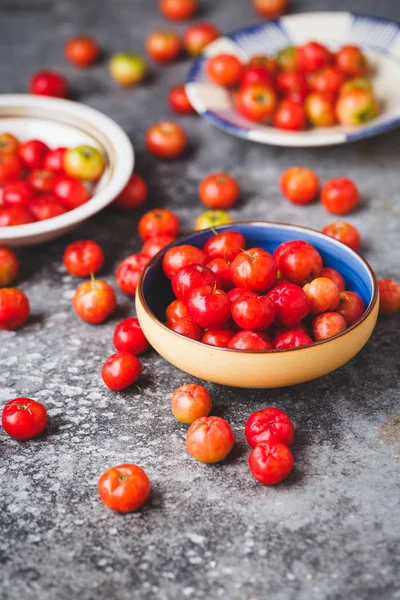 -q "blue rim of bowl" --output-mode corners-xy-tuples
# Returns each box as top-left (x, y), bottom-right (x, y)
(185, 11), (400, 146)
(137, 220), (379, 354)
